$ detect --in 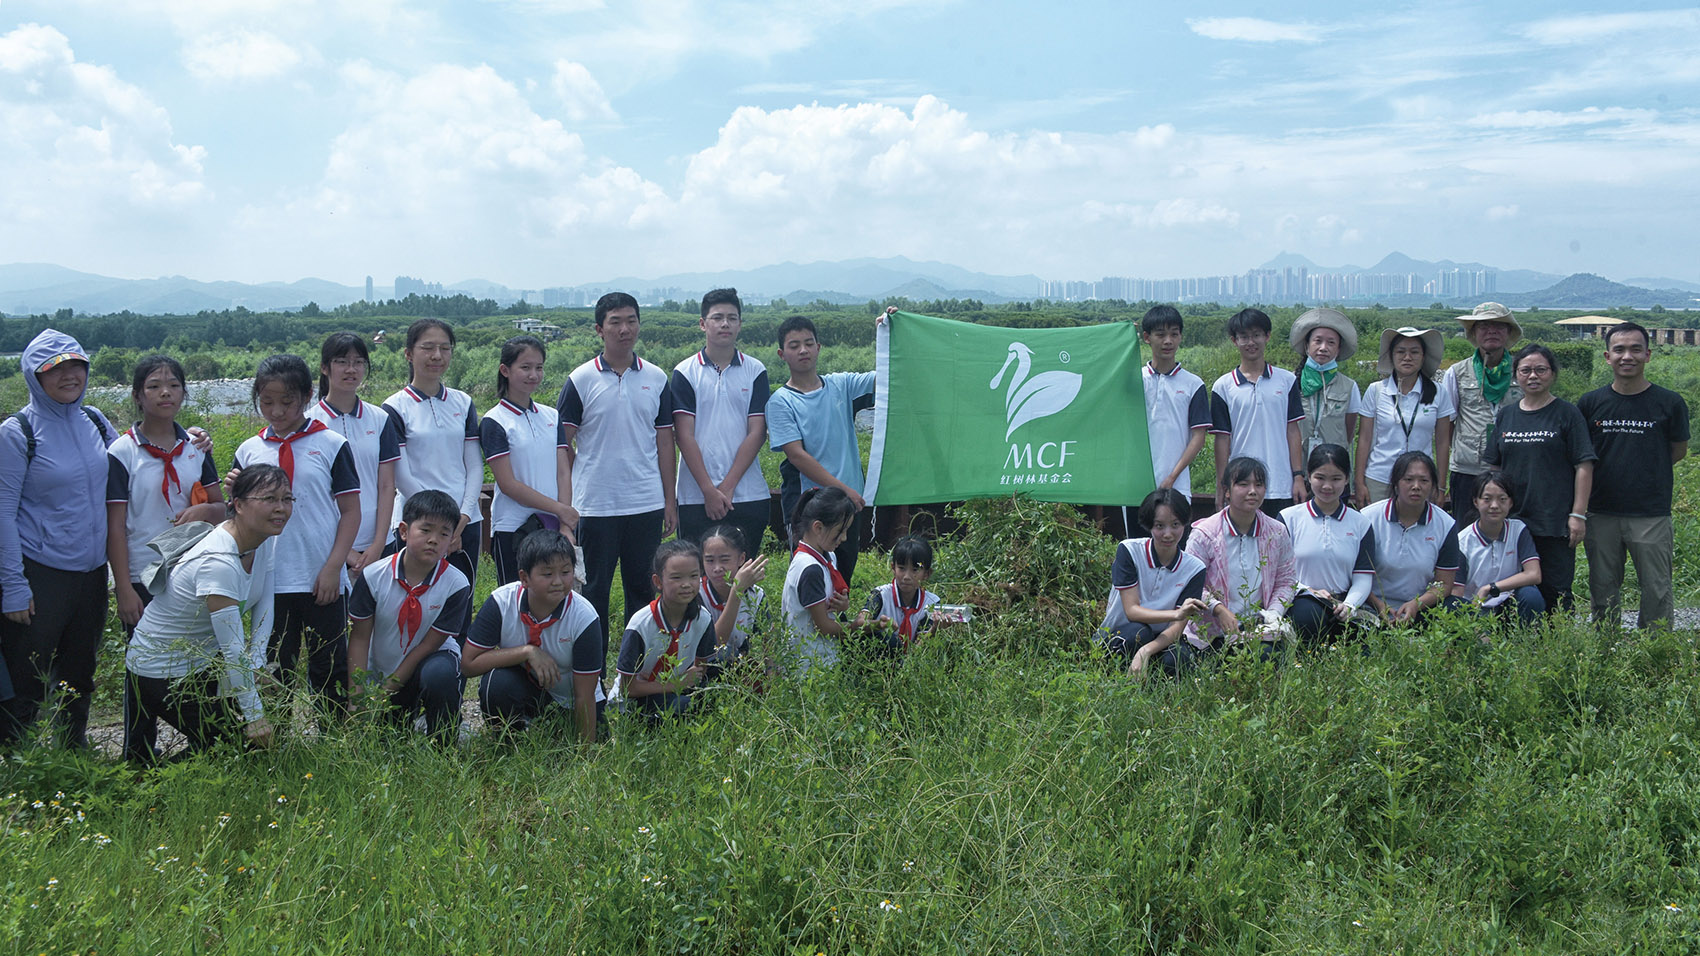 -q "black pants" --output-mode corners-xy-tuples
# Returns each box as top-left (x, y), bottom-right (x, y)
(1288, 592), (1358, 647)
(1448, 471), (1482, 524)
(678, 498), (770, 556)
(0, 560), (108, 748)
(381, 648), (462, 738)
(580, 509), (663, 658)
(491, 530), (524, 587)
(388, 521), (479, 638)
(1531, 534), (1578, 615)
(271, 592), (349, 710)
(1100, 621), (1208, 678)
(478, 665), (604, 732)
(123, 669), (239, 762)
